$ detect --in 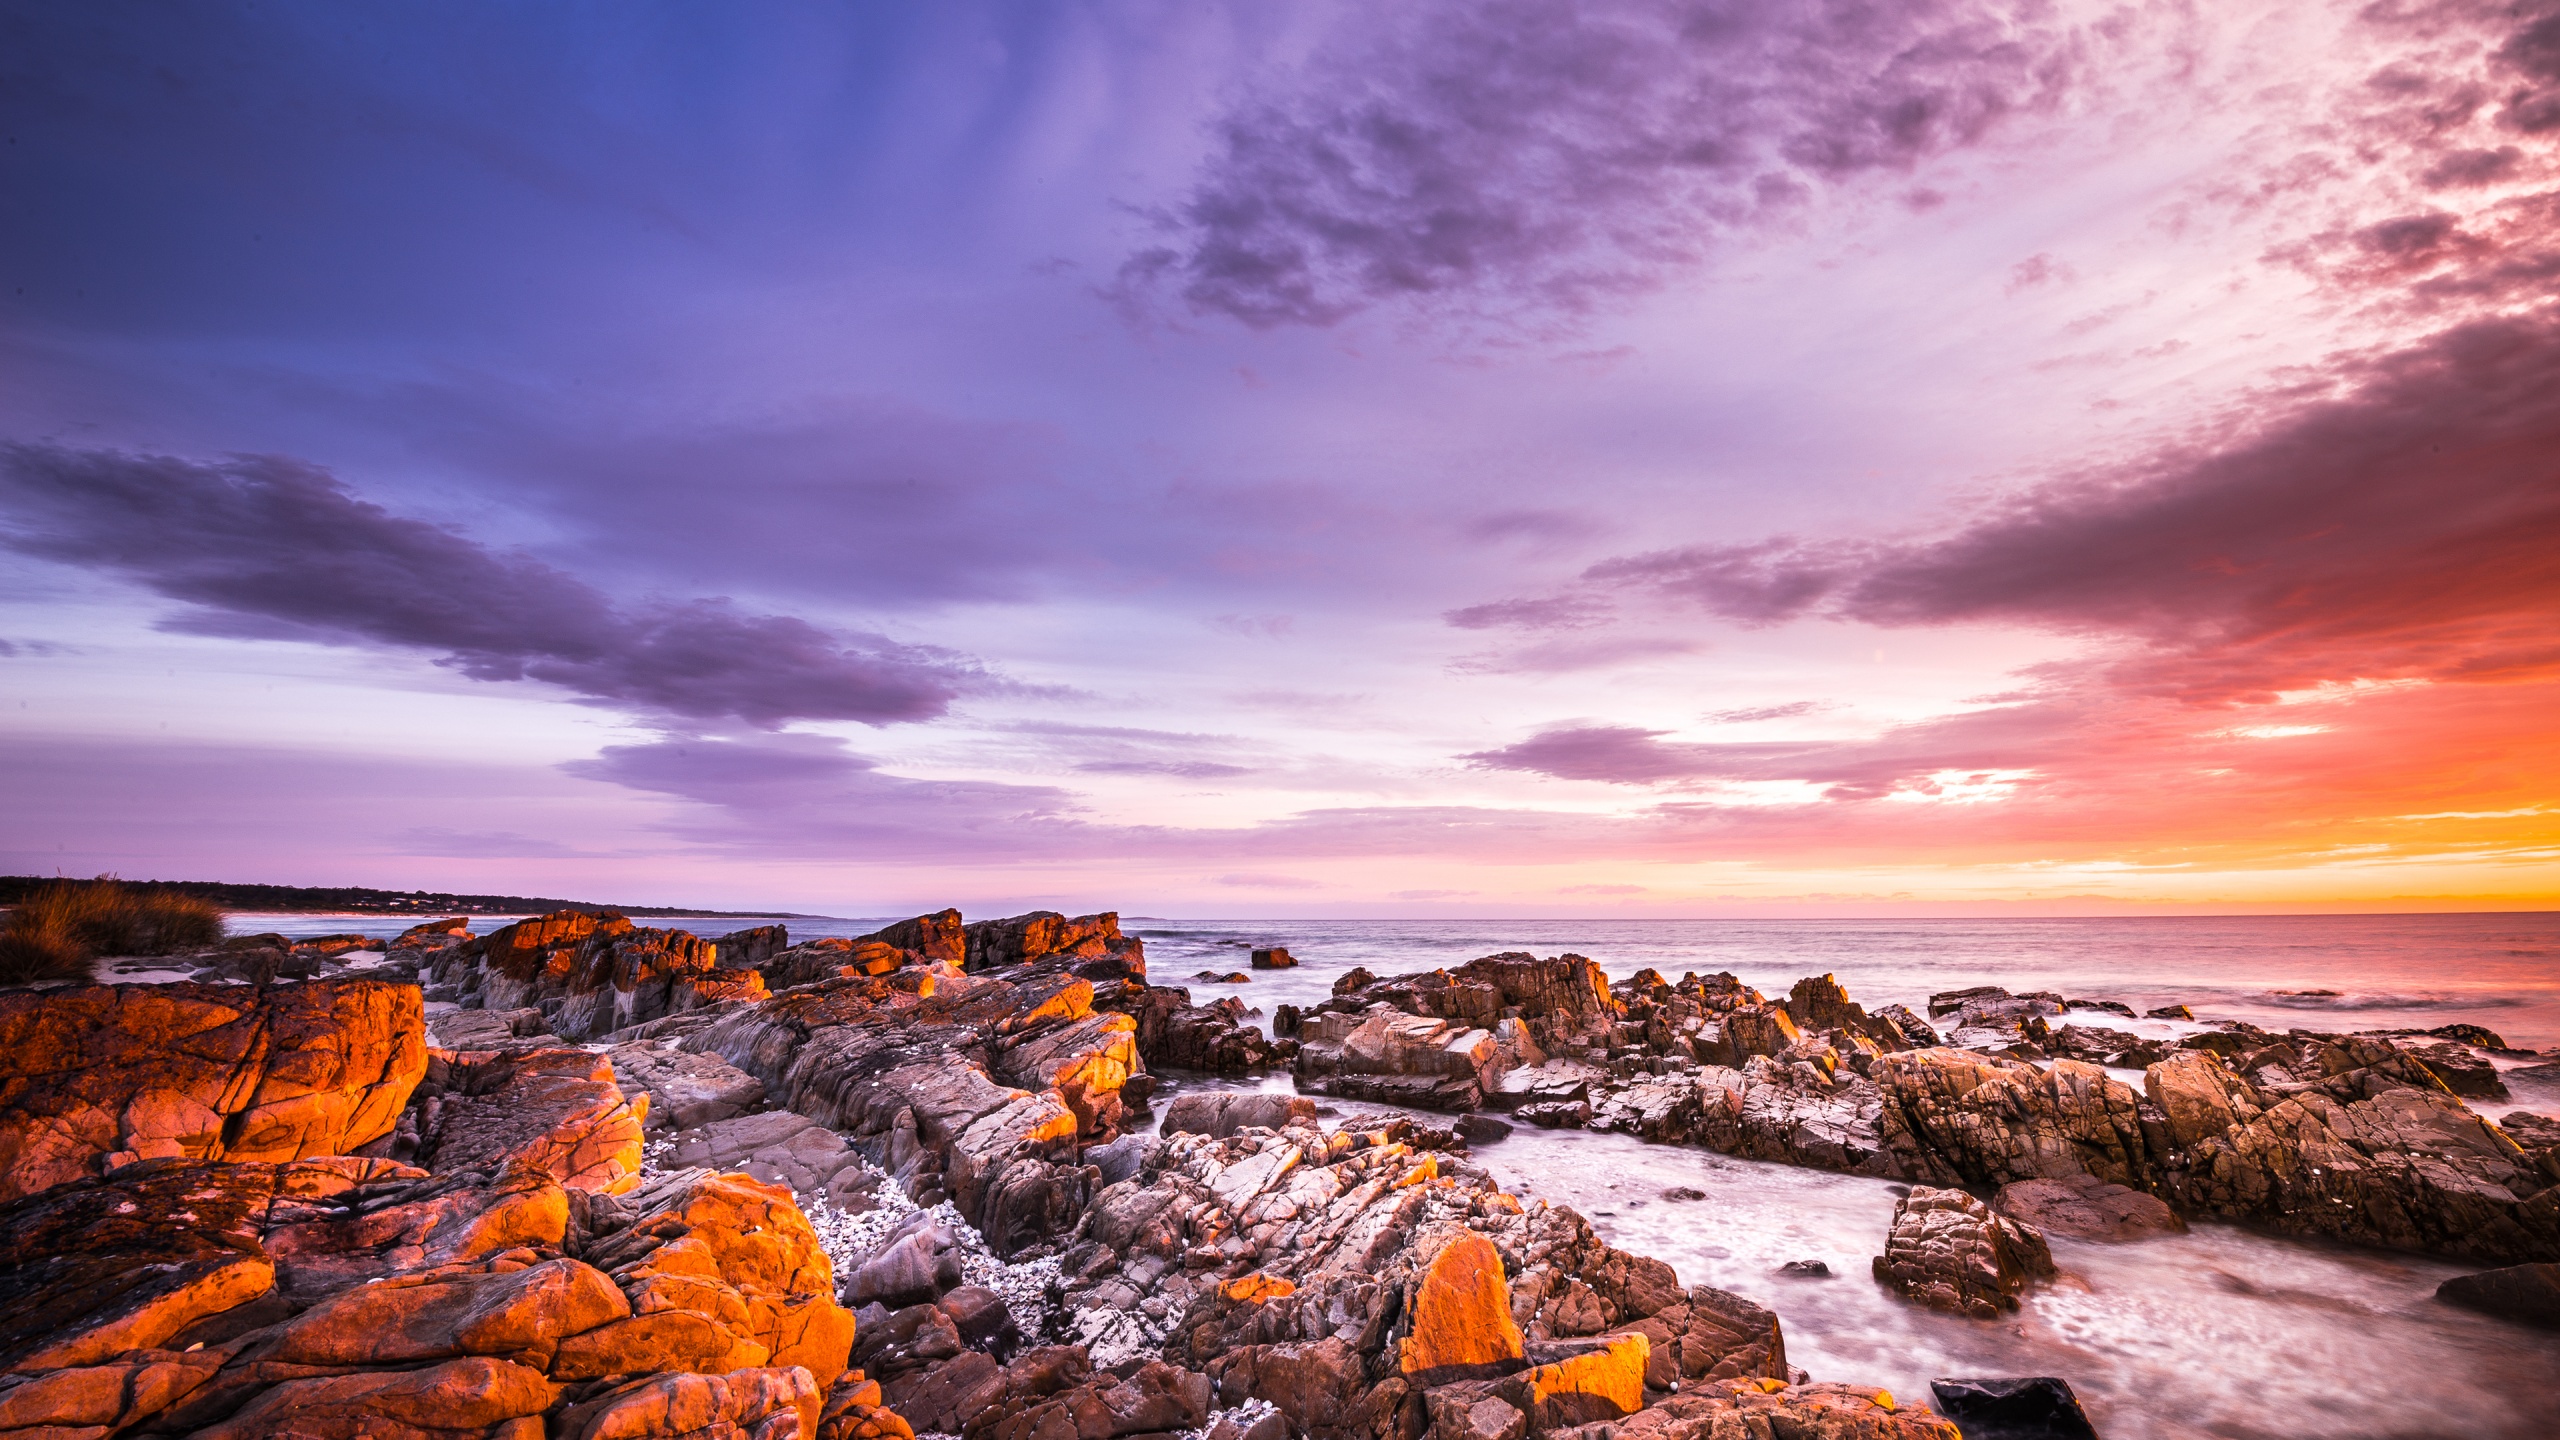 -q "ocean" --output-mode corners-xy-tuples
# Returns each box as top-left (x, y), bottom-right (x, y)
(230, 908), (2560, 1437)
